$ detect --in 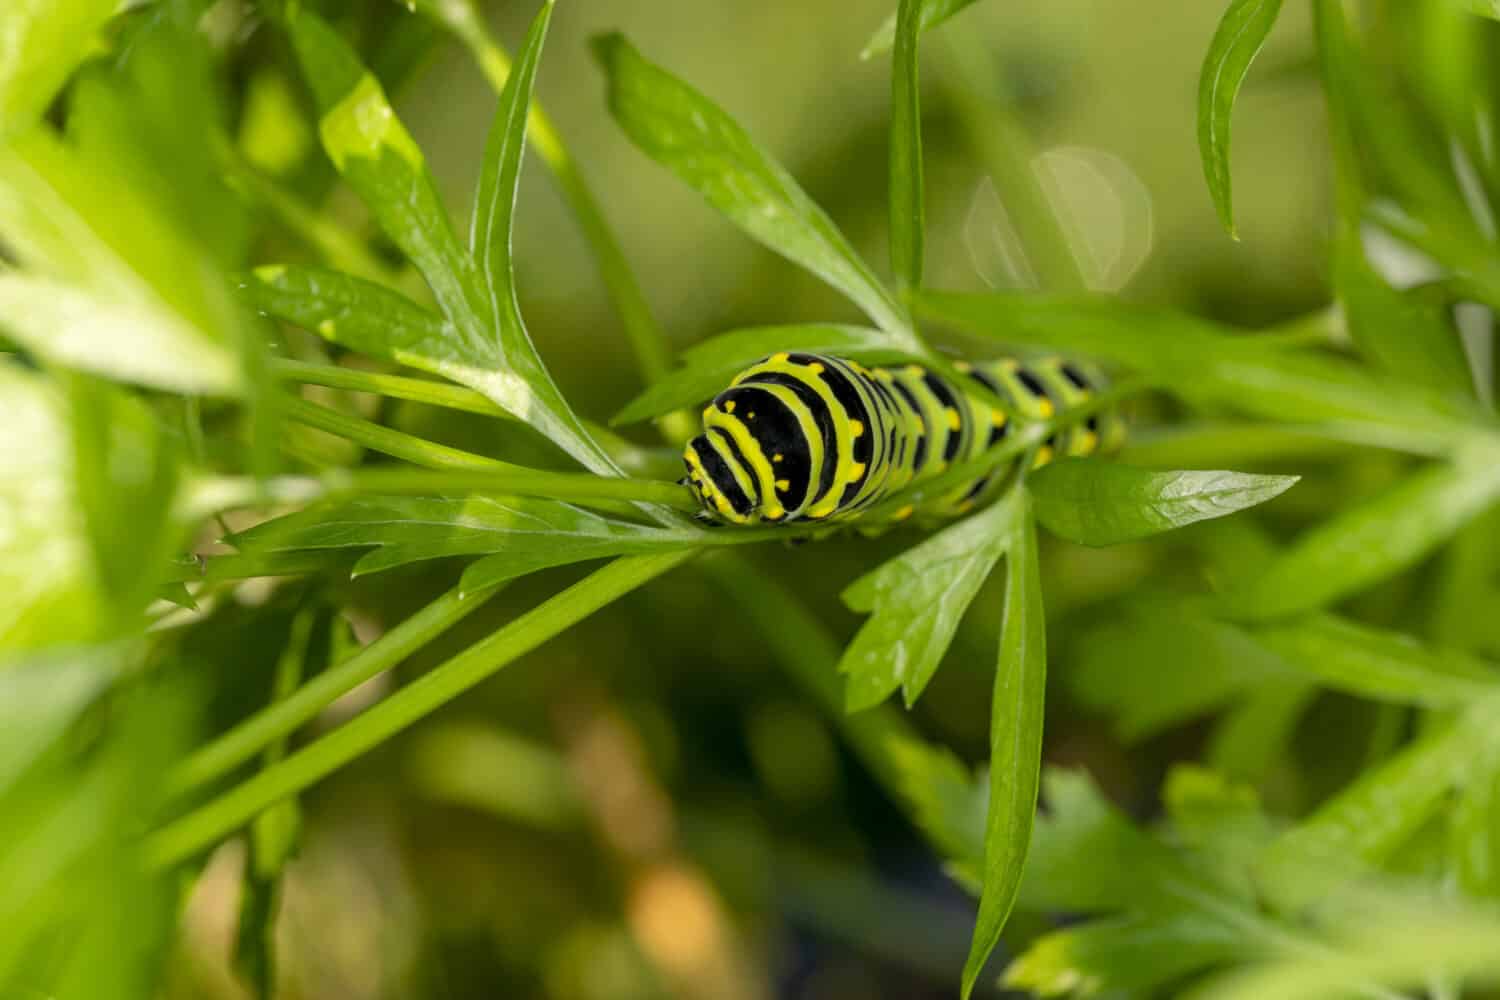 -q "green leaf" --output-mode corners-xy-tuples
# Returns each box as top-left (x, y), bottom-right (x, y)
(0, 648), (114, 792)
(1252, 615), (1499, 708)
(0, 0), (113, 139)
(0, 362), (103, 652)
(1197, 0), (1285, 236)
(1258, 696), (1500, 910)
(1005, 912), (1245, 998)
(613, 324), (915, 425)
(889, 0), (924, 291)
(67, 377), (184, 629)
(861, 0), (982, 60)
(592, 32), (914, 342)
(1224, 441), (1500, 621)
(1464, 0), (1500, 18)
(286, 7), (615, 475)
(1028, 459), (1298, 547)
(1069, 597), (1301, 742)
(0, 130), (243, 394)
(840, 490), (1018, 712)
(229, 495), (707, 586)
(914, 290), (1474, 445)
(962, 499), (1047, 998)
(1336, 247), (1475, 399)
